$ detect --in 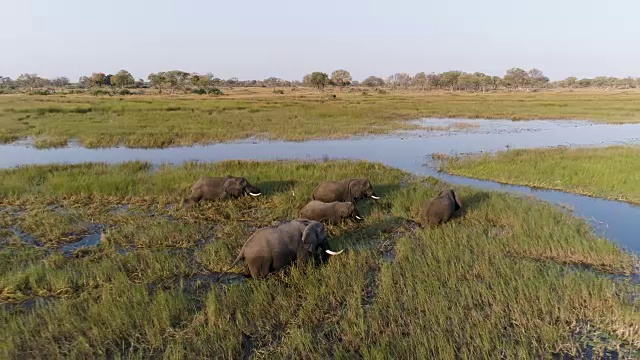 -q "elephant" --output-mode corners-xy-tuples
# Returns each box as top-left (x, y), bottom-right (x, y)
(183, 175), (261, 206)
(222, 219), (344, 279)
(418, 189), (462, 227)
(311, 178), (380, 204)
(299, 200), (363, 223)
